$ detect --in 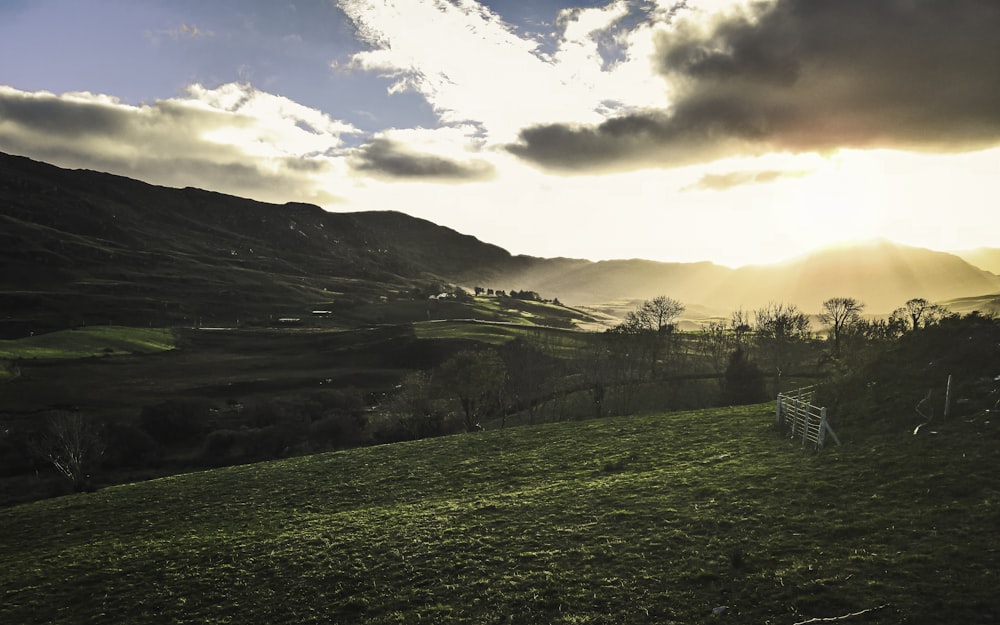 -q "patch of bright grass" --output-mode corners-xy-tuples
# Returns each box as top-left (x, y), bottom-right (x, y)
(1, 404), (997, 624)
(0, 326), (175, 360)
(414, 320), (531, 343)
